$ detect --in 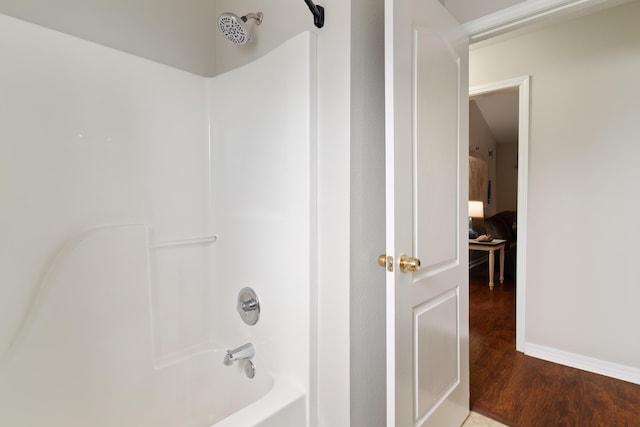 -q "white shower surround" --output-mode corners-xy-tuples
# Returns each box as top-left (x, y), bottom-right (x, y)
(0, 13), (313, 426)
